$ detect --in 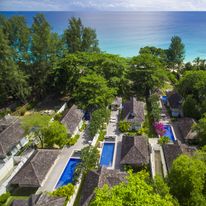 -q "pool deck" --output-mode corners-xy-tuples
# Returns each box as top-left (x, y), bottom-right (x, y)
(106, 110), (122, 170)
(37, 127), (90, 193)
